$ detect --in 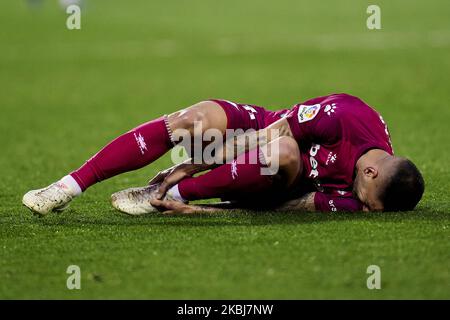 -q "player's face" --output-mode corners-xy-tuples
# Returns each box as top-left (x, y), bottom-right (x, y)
(353, 168), (385, 212)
